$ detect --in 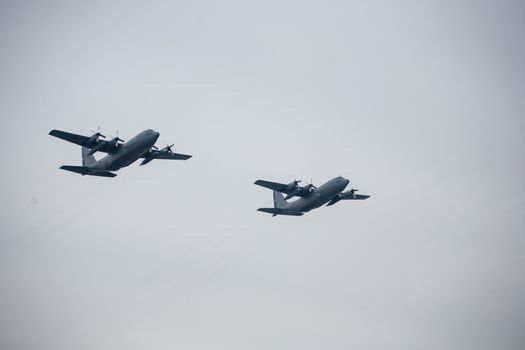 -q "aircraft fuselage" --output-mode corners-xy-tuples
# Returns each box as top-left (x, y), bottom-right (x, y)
(90, 129), (160, 172)
(284, 176), (350, 213)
